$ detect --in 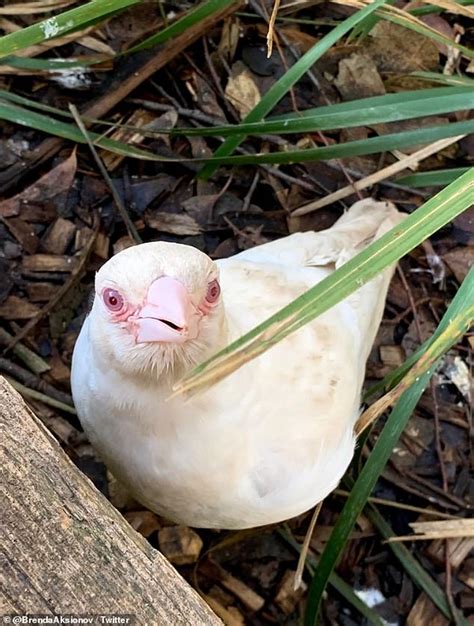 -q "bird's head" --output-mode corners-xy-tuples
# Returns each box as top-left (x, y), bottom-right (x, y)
(88, 241), (225, 380)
